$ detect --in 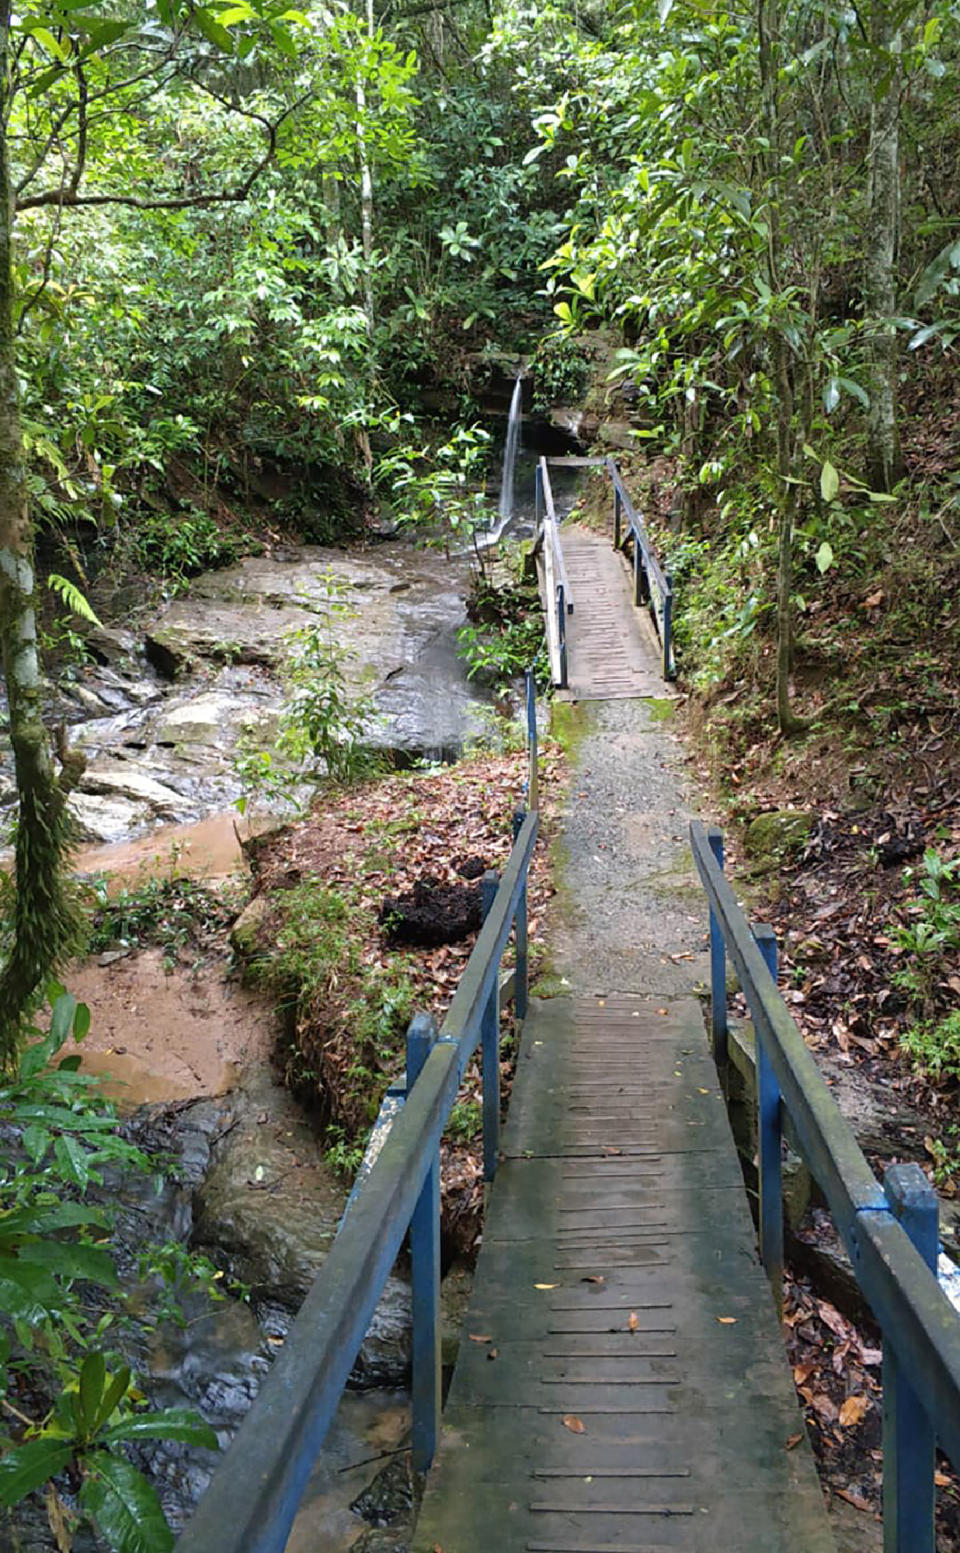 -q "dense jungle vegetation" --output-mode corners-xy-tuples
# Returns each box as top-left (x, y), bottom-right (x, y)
(2, 0), (960, 1545)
